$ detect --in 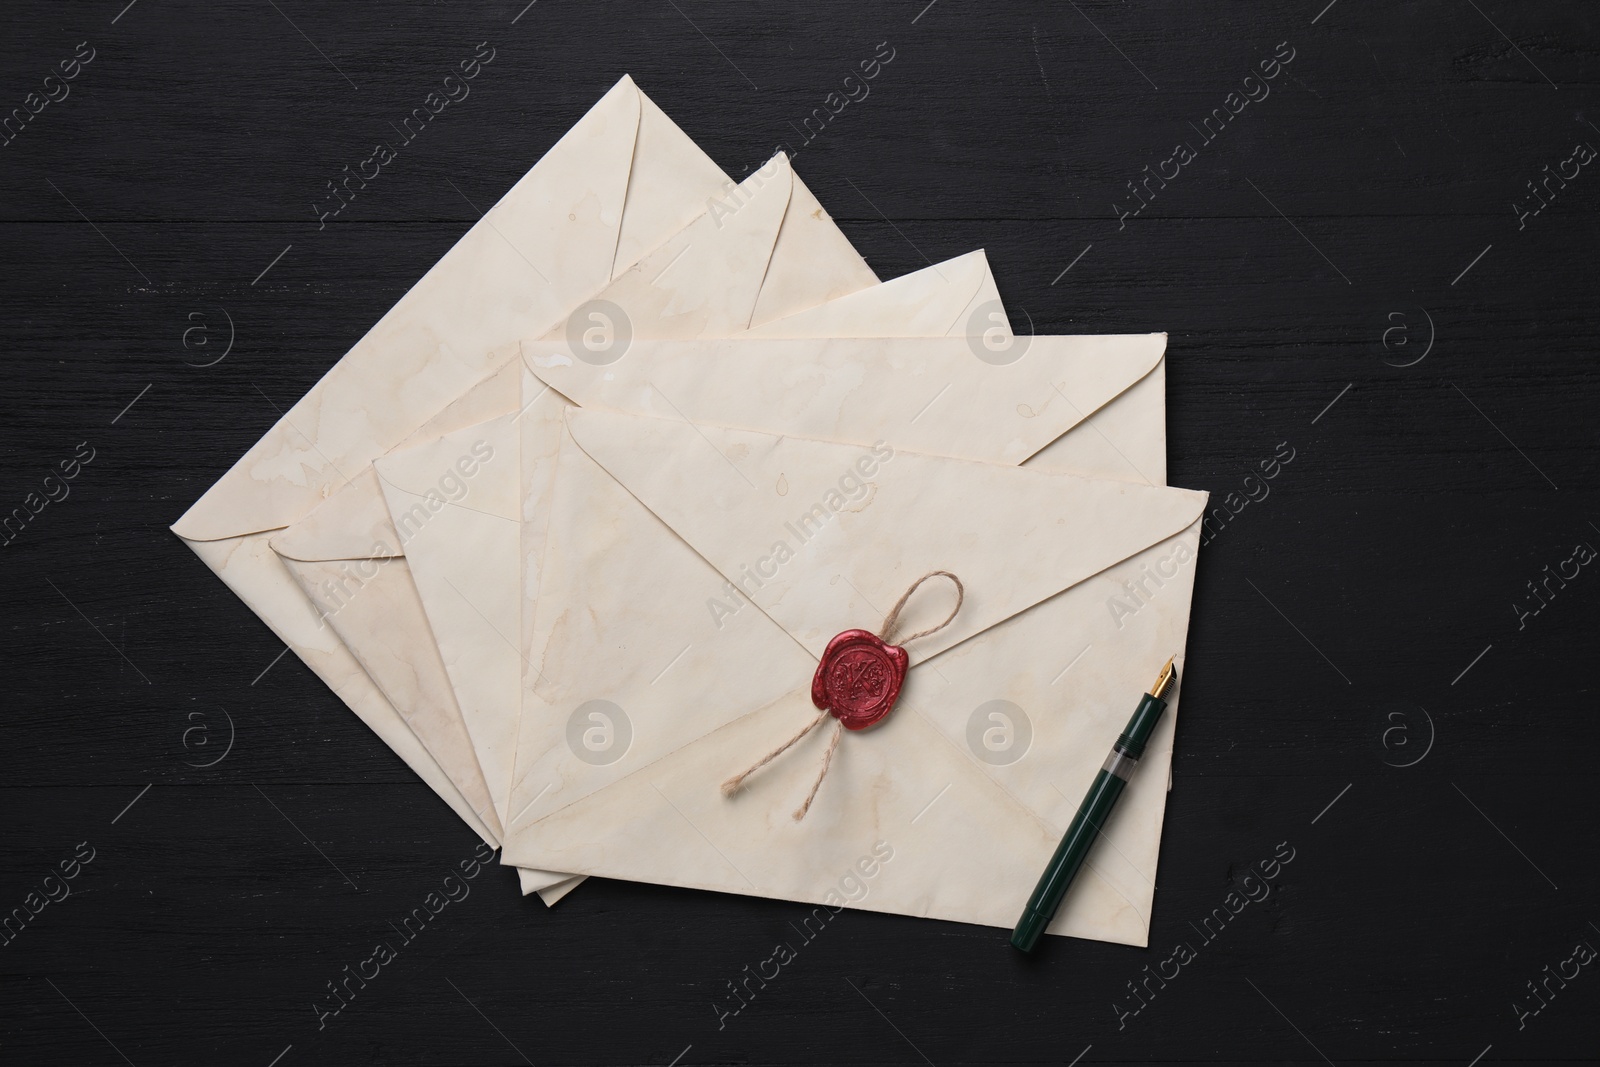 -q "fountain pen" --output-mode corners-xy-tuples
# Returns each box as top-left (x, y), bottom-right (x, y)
(1010, 657), (1178, 952)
